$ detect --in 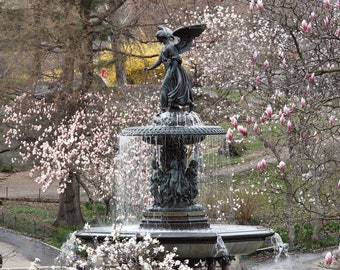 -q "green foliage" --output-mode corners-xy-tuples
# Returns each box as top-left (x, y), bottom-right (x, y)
(11, 207), (50, 215)
(293, 223), (318, 251)
(84, 201), (106, 215)
(323, 221), (340, 233)
(83, 201), (109, 224)
(294, 223), (313, 241)
(45, 222), (81, 248)
(273, 227), (289, 244)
